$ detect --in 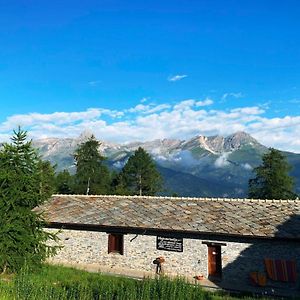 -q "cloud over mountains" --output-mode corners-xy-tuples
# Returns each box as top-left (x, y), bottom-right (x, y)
(0, 99), (299, 153)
